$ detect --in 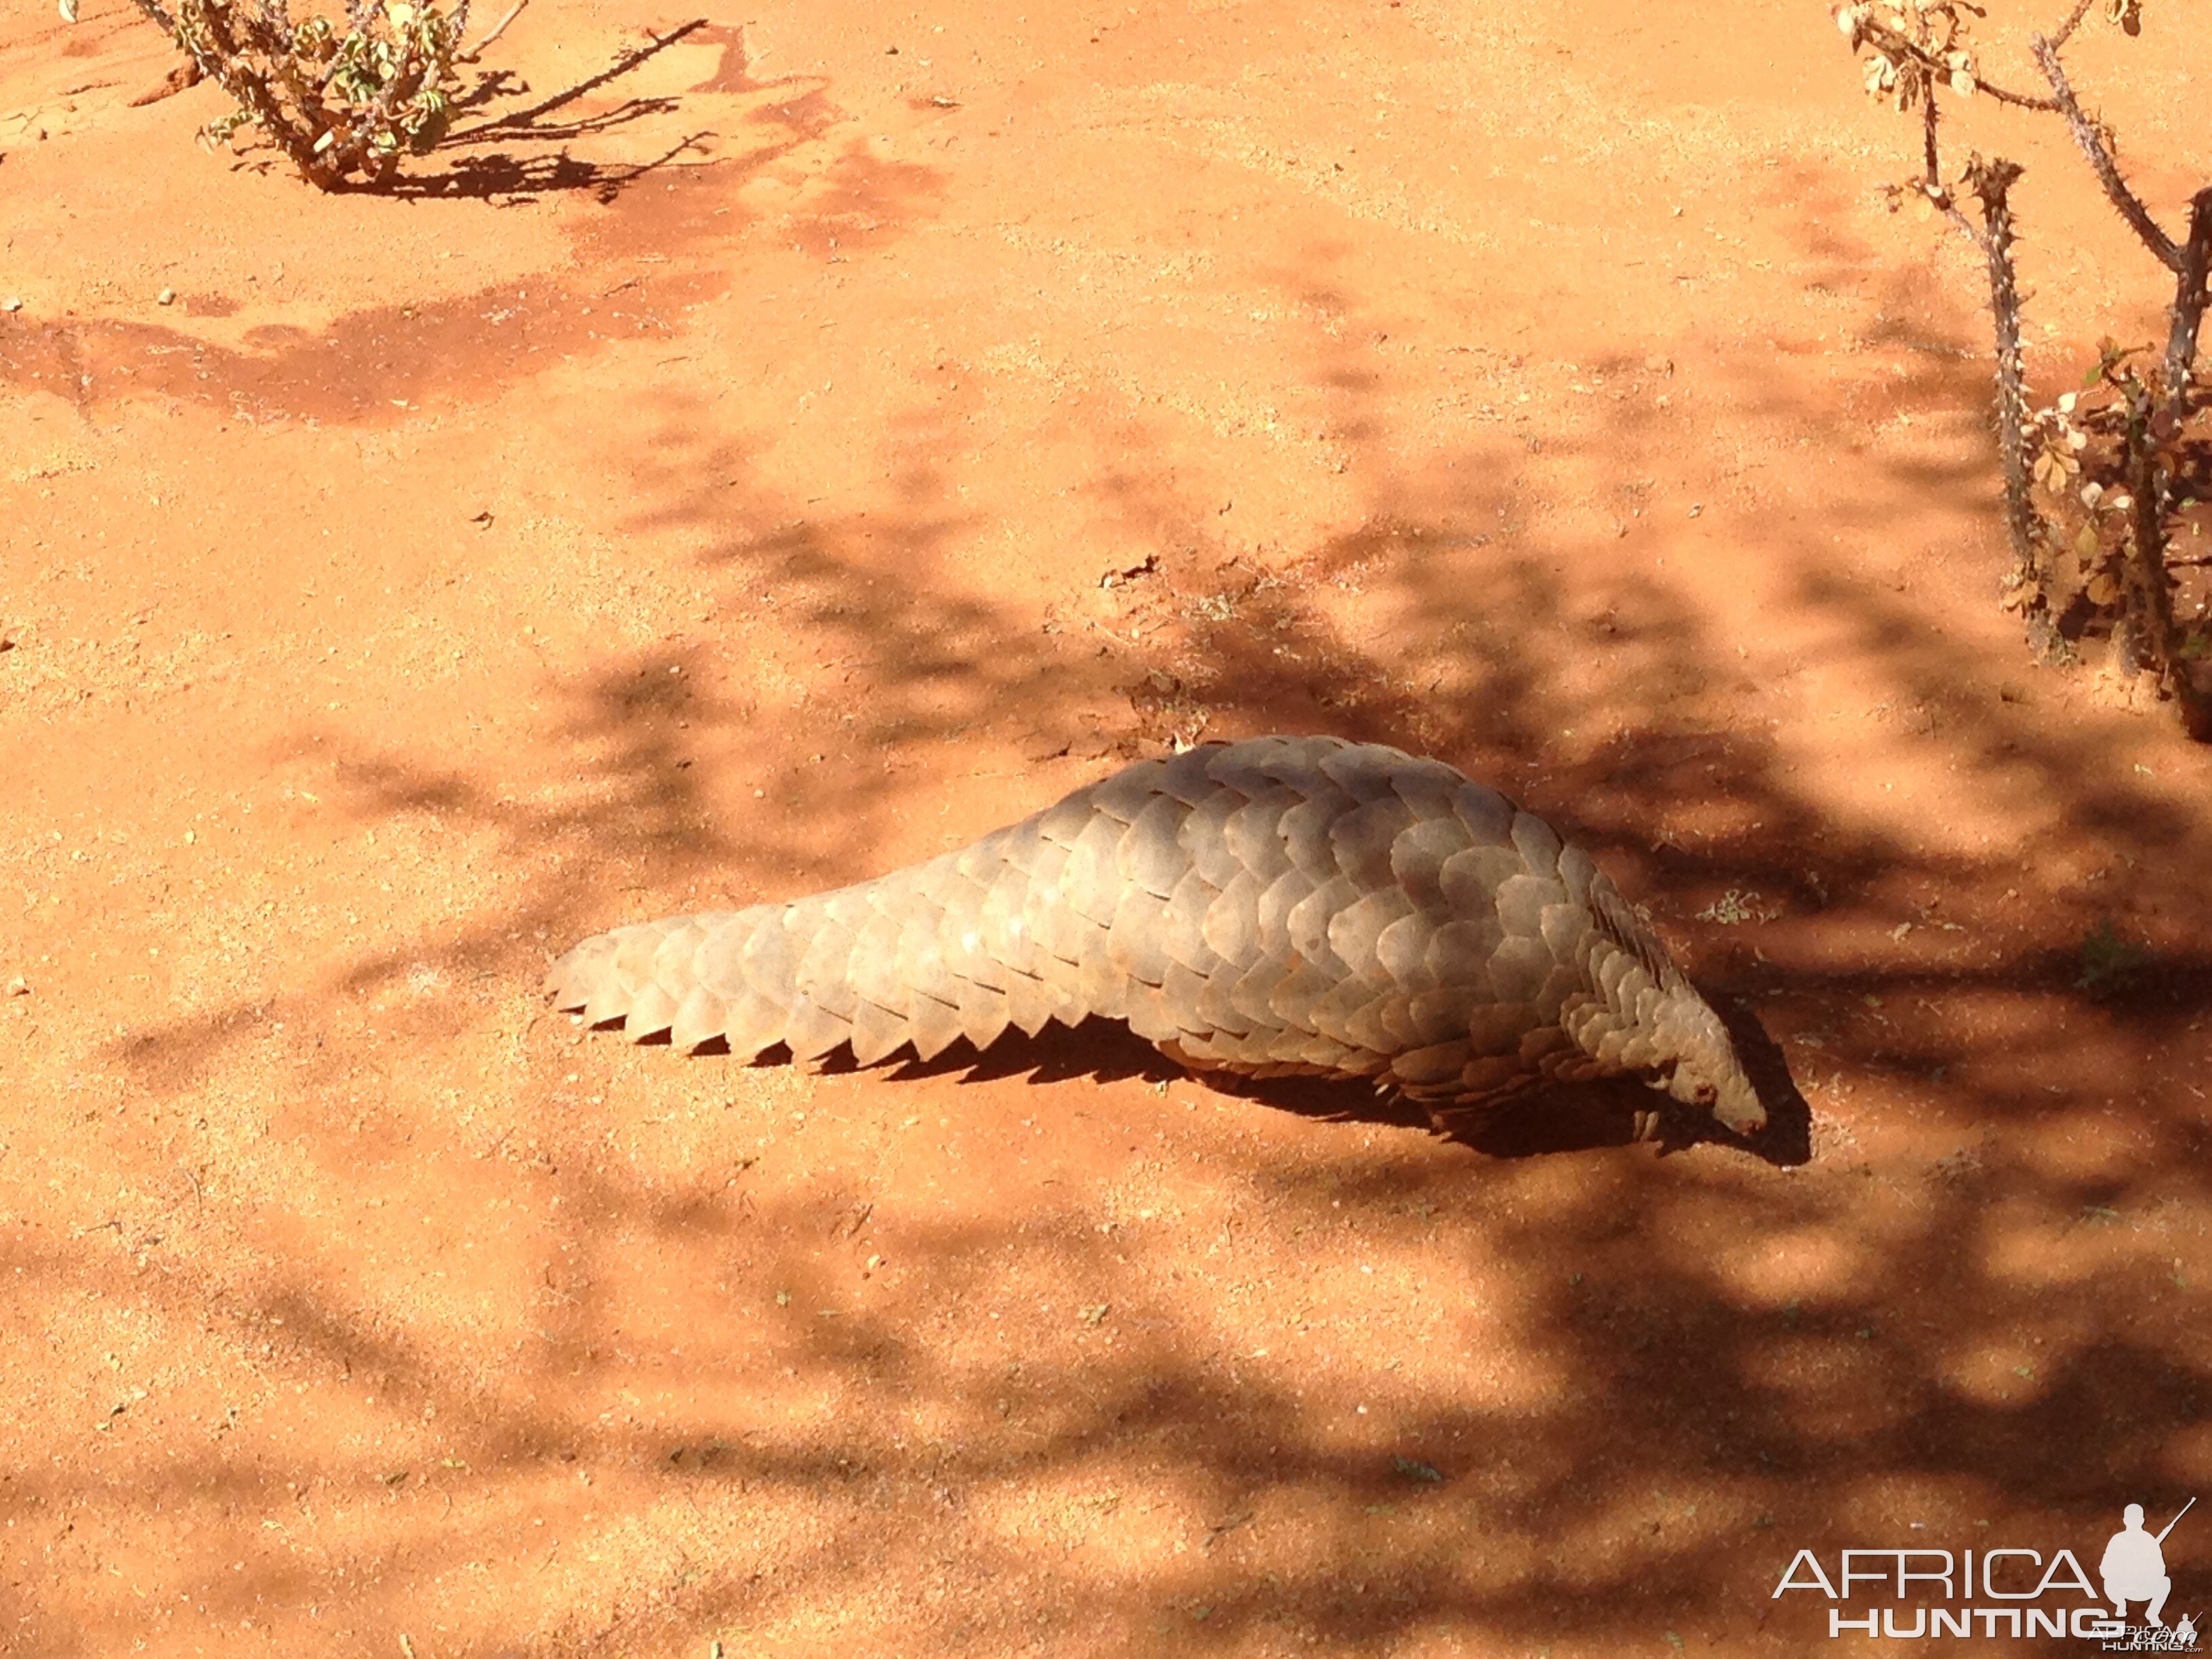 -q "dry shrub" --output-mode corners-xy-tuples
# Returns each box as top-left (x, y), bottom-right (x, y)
(1835, 0), (2212, 735)
(71, 0), (468, 188)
